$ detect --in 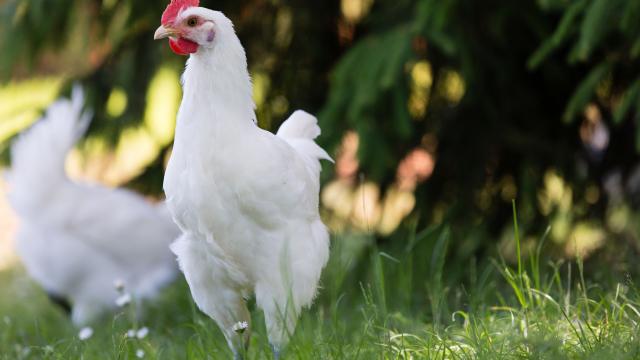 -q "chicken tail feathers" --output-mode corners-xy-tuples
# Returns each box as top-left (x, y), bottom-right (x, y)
(276, 110), (333, 167)
(7, 85), (91, 216)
